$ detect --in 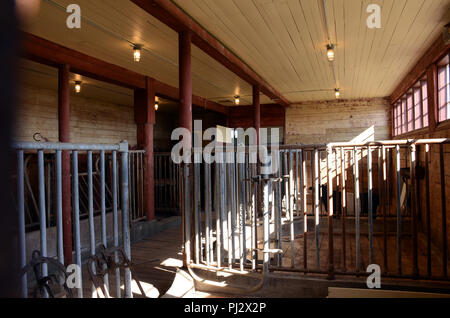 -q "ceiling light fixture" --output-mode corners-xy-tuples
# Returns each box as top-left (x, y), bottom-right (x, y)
(327, 44), (335, 62)
(335, 88), (340, 99)
(154, 101), (159, 111)
(234, 95), (240, 105)
(133, 44), (142, 62)
(75, 81), (82, 93)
